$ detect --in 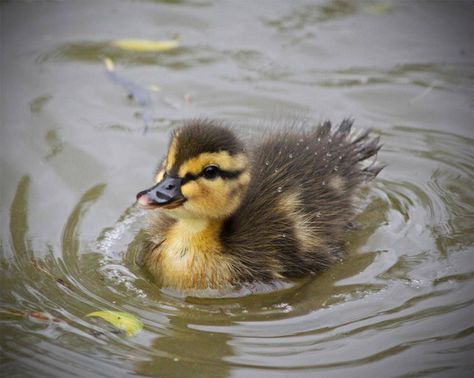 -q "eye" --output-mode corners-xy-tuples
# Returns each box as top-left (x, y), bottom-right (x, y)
(202, 165), (219, 179)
